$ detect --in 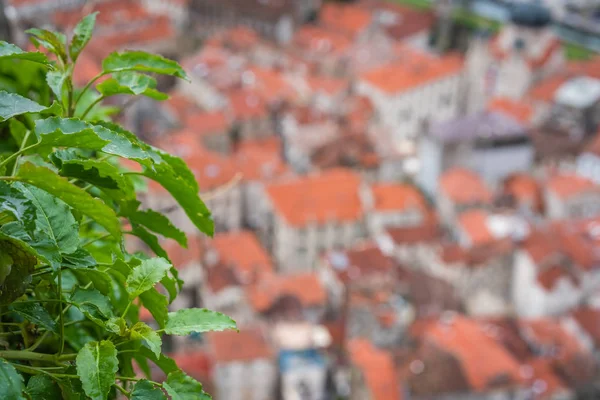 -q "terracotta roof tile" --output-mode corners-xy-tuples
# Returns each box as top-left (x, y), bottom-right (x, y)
(546, 174), (598, 199)
(209, 231), (273, 281)
(326, 244), (395, 283)
(320, 3), (372, 37)
(488, 97), (534, 124)
(246, 273), (326, 312)
(571, 307), (600, 346)
(386, 219), (440, 244)
(425, 315), (523, 391)
(233, 138), (289, 182)
(360, 50), (462, 94)
(162, 235), (203, 270)
(504, 173), (543, 212)
(458, 210), (494, 247)
(163, 94), (200, 122)
(265, 168), (364, 227)
(519, 319), (583, 360)
(371, 183), (428, 213)
(227, 89), (268, 120)
(171, 351), (212, 381)
(524, 358), (568, 400)
(206, 328), (273, 363)
(348, 339), (402, 400)
(439, 167), (493, 205)
(293, 26), (353, 55)
(184, 111), (230, 137)
(537, 265), (579, 291)
(528, 74), (570, 103)
(243, 66), (298, 103)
